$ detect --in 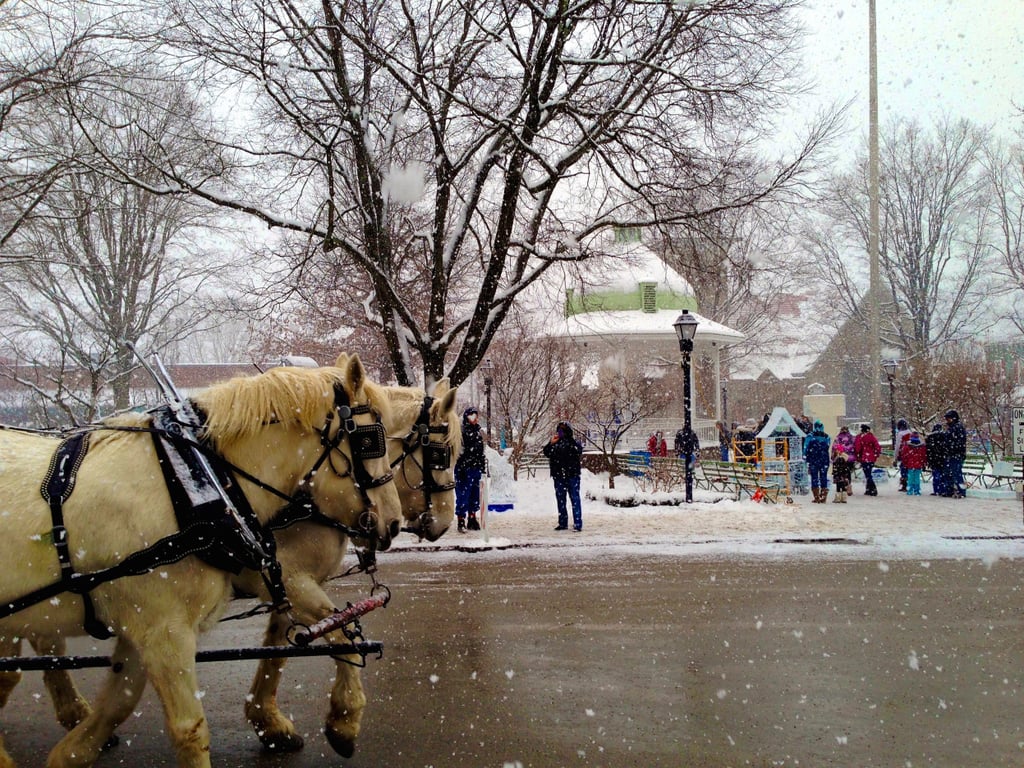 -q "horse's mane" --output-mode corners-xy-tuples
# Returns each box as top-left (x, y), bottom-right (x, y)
(193, 365), (392, 448)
